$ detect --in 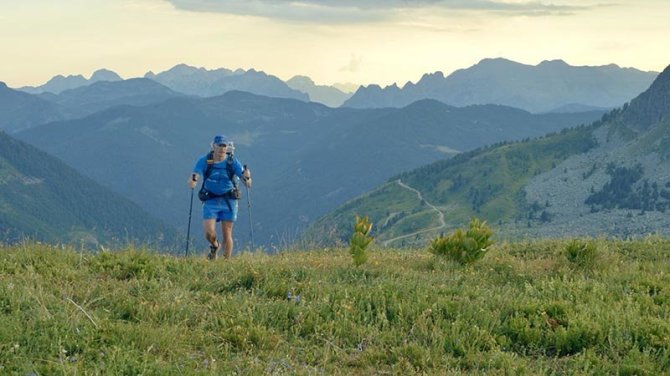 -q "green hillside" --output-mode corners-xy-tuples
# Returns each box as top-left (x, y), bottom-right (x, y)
(0, 131), (177, 248)
(310, 64), (670, 246)
(309, 124), (598, 245)
(1, 239), (668, 374)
